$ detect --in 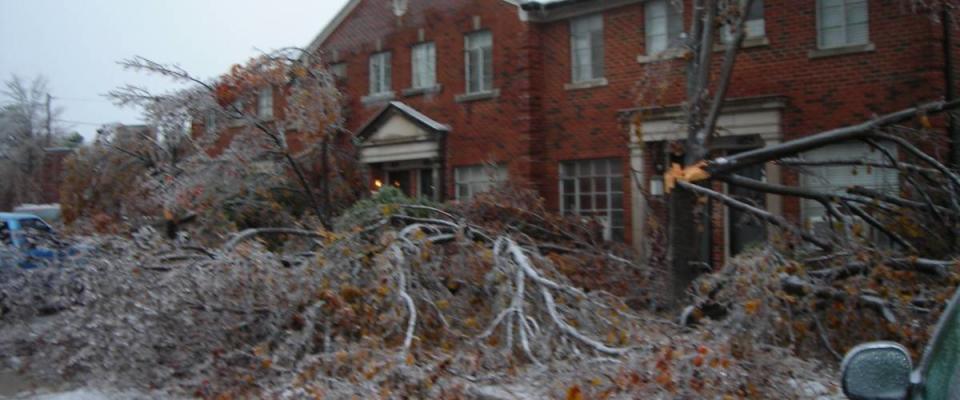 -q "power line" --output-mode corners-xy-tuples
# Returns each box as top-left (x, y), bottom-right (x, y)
(52, 96), (114, 104)
(54, 119), (108, 127)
